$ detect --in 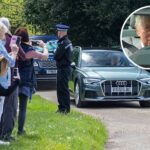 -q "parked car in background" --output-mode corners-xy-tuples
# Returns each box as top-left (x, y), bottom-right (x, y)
(69, 46), (150, 108)
(29, 35), (58, 83)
